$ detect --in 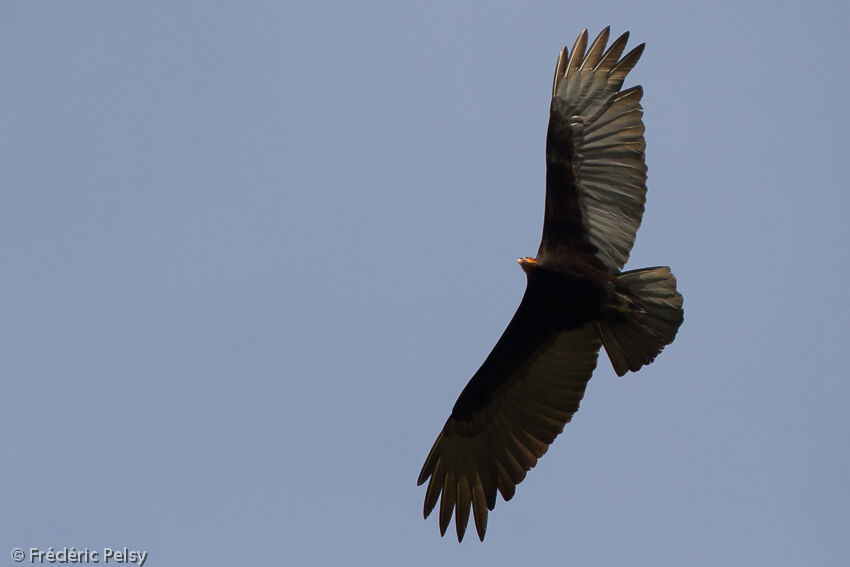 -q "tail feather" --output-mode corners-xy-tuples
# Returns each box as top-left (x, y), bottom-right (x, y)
(599, 266), (683, 376)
